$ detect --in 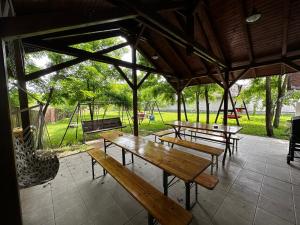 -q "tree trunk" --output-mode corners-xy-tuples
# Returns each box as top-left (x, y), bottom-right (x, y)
(182, 95), (188, 121)
(86, 80), (94, 120)
(253, 100), (257, 115)
(265, 77), (274, 137)
(205, 86), (210, 124)
(196, 91), (200, 122)
(37, 87), (54, 149)
(273, 75), (288, 128)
